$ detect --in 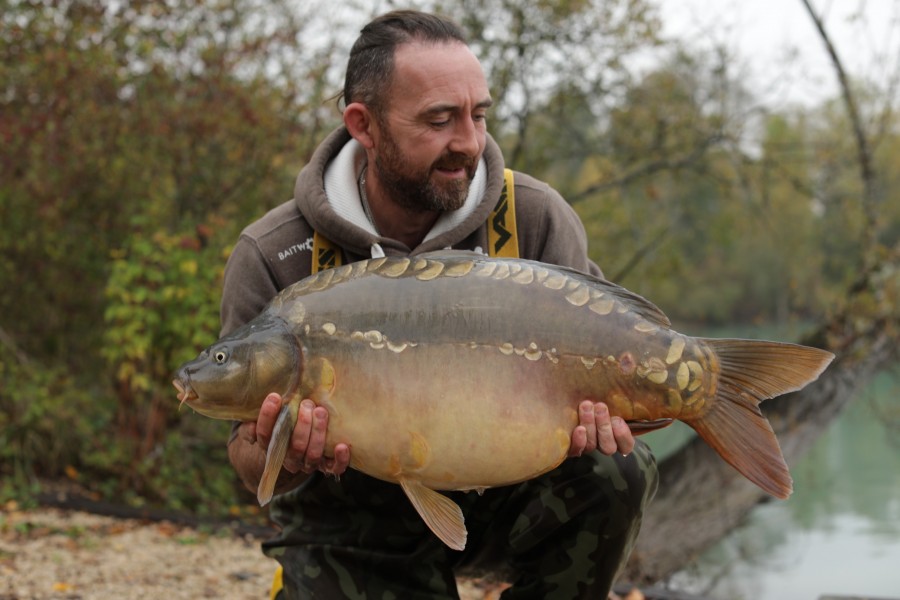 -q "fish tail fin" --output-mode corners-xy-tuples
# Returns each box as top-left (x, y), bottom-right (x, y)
(688, 339), (834, 499)
(257, 401), (299, 505)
